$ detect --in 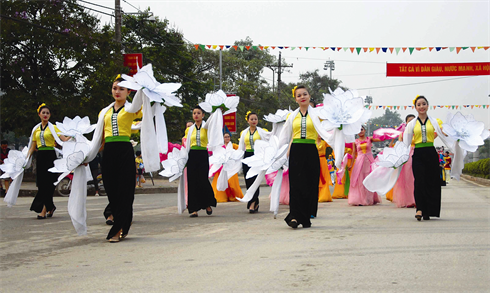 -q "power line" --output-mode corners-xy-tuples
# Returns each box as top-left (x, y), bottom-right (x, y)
(356, 77), (474, 90)
(77, 0), (114, 11)
(122, 0), (143, 13)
